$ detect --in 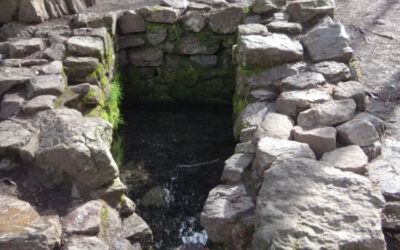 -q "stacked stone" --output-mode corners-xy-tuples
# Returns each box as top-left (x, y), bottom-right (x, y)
(0, 7), (153, 250)
(201, 0), (388, 249)
(116, 3), (247, 103)
(0, 0), (95, 24)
